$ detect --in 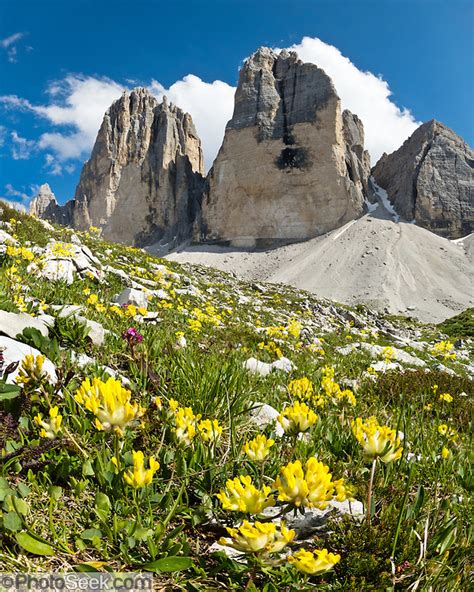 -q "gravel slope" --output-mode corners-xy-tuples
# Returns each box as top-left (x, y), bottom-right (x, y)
(165, 206), (473, 323)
